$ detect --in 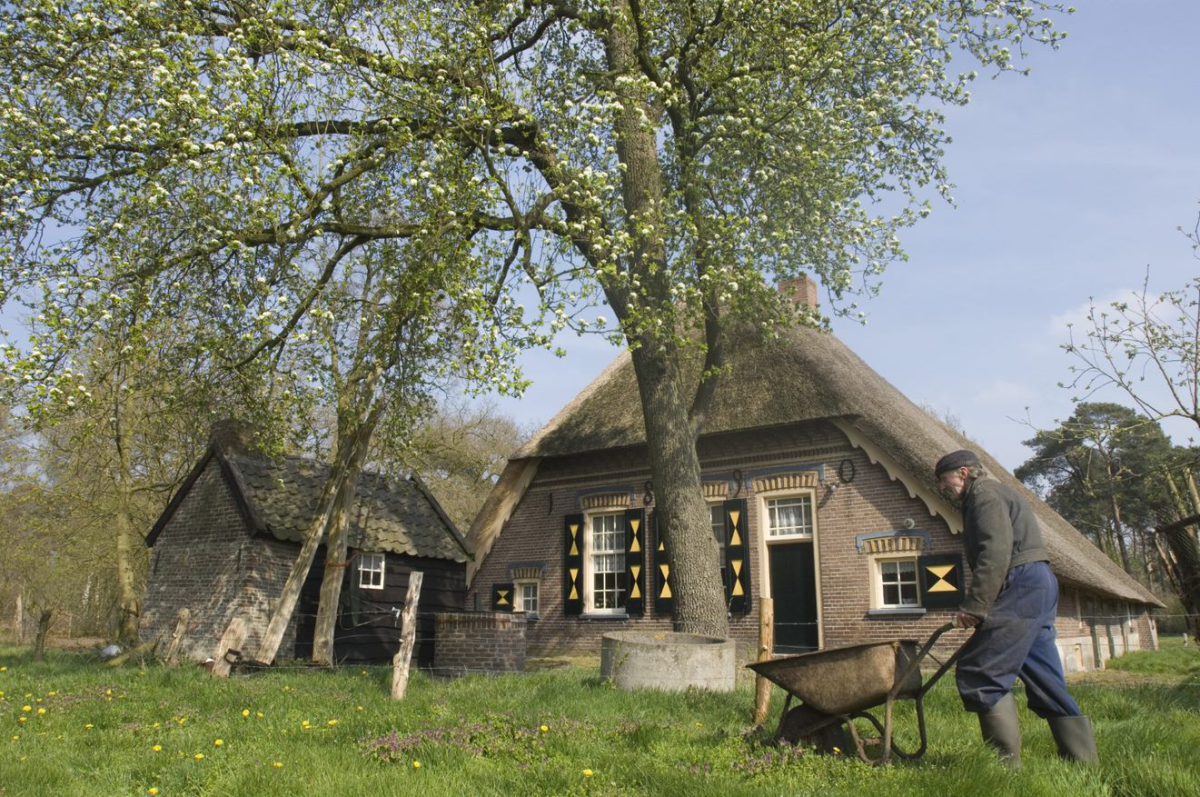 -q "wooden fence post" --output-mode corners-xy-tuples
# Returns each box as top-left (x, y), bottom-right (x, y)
(164, 608), (190, 667)
(754, 597), (775, 726)
(391, 572), (424, 700)
(210, 617), (248, 678)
